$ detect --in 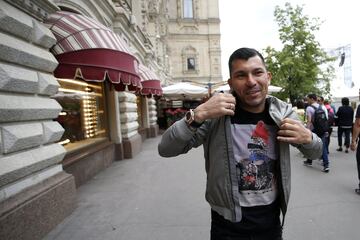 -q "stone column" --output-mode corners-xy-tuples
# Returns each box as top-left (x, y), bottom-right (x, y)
(118, 92), (142, 158)
(147, 98), (159, 137)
